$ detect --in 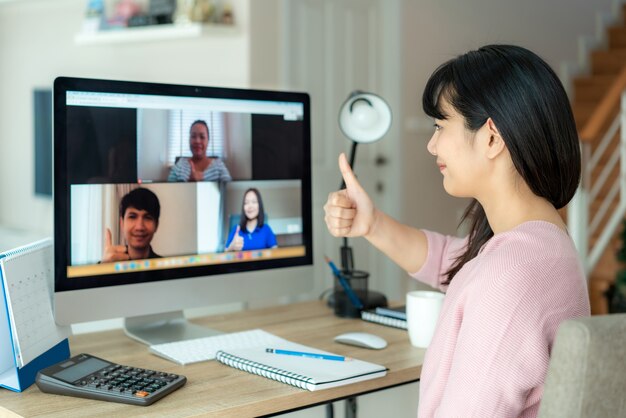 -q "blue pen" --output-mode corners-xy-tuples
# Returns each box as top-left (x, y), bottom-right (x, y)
(266, 348), (347, 361)
(323, 255), (364, 309)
